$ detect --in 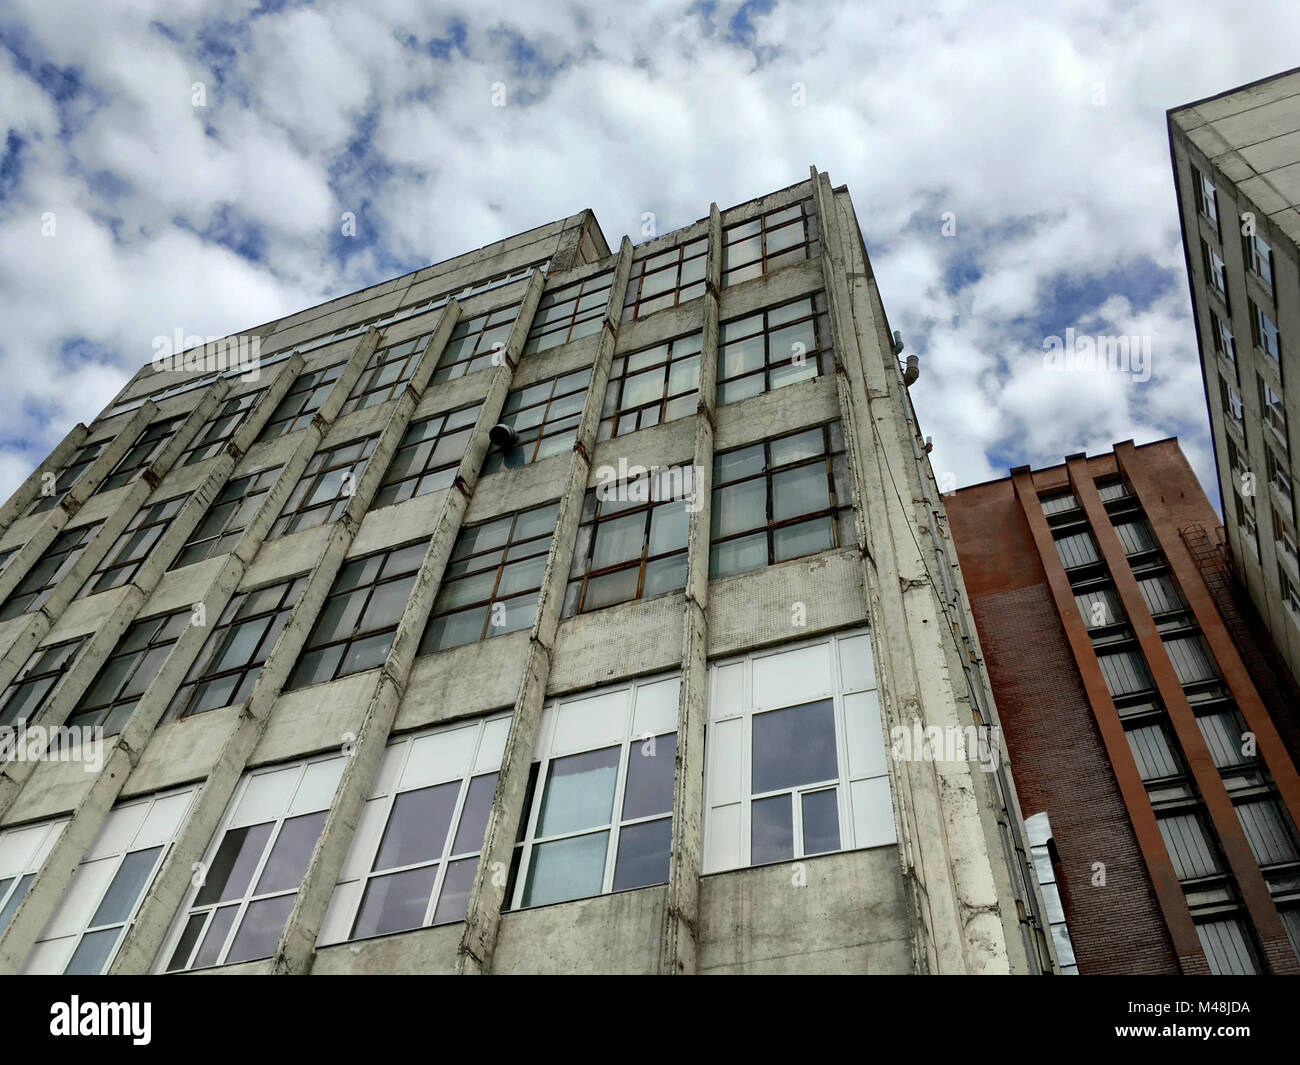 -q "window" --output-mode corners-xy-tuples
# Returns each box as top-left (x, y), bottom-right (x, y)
(710, 424), (850, 578)
(1197, 917), (1258, 975)
(621, 238), (707, 321)
(1281, 567), (1300, 623)
(0, 638), (85, 729)
(339, 334), (430, 416)
(267, 436), (378, 540)
(1251, 300), (1281, 362)
(1194, 167), (1219, 228)
(1221, 380), (1244, 423)
(318, 715), (509, 943)
(162, 755), (345, 971)
(482, 368), (591, 472)
(77, 496), (186, 597)
(1096, 478), (1131, 503)
(23, 789), (196, 974)
(0, 521), (102, 621)
(703, 633), (893, 872)
(564, 468), (693, 615)
(1040, 491), (1079, 517)
(1137, 571), (1187, 618)
(257, 363), (344, 441)
(1202, 241), (1228, 303)
(97, 416), (186, 493)
(0, 818), (67, 937)
(181, 391), (263, 465)
(1126, 721), (1182, 781)
(286, 542), (425, 690)
(65, 609), (191, 736)
(166, 578), (307, 720)
(524, 272), (613, 355)
(0, 547), (14, 574)
(371, 405), (480, 509)
(1158, 810), (1223, 880)
(1276, 510), (1299, 572)
(1165, 634), (1219, 686)
(716, 293), (834, 406)
(171, 466), (281, 569)
(1075, 585), (1123, 630)
(1245, 232), (1274, 289)
(1096, 650), (1154, 697)
(1210, 310), (1235, 362)
(27, 439), (108, 515)
(430, 306), (518, 383)
(598, 332), (701, 441)
(1261, 377), (1288, 444)
(1266, 448), (1292, 506)
(1235, 798), (1299, 867)
(513, 676), (678, 908)
(721, 199), (820, 287)
(1197, 707), (1251, 769)
(1113, 516), (1158, 557)
(421, 503), (558, 652)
